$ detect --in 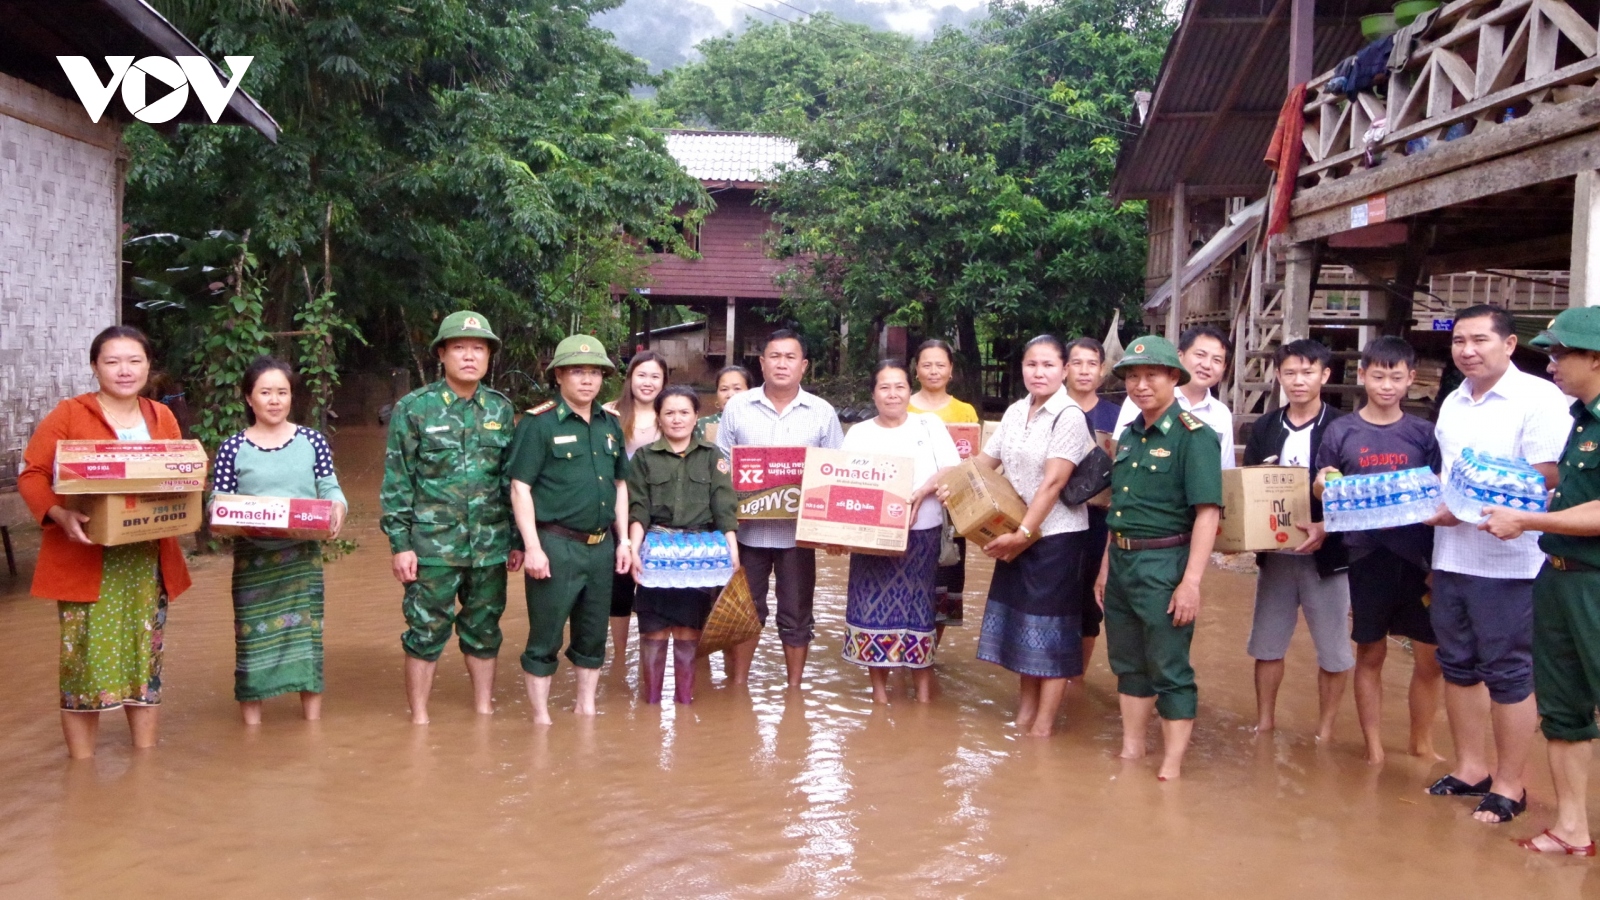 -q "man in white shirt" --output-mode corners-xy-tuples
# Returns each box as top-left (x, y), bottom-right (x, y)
(716, 329), (845, 689)
(1424, 305), (1571, 825)
(1113, 325), (1236, 468)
